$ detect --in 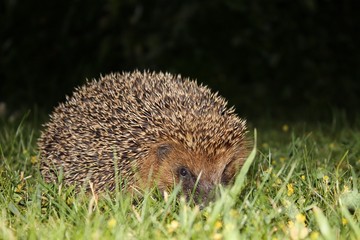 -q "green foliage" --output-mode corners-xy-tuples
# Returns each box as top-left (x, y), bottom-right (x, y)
(1, 113), (359, 239)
